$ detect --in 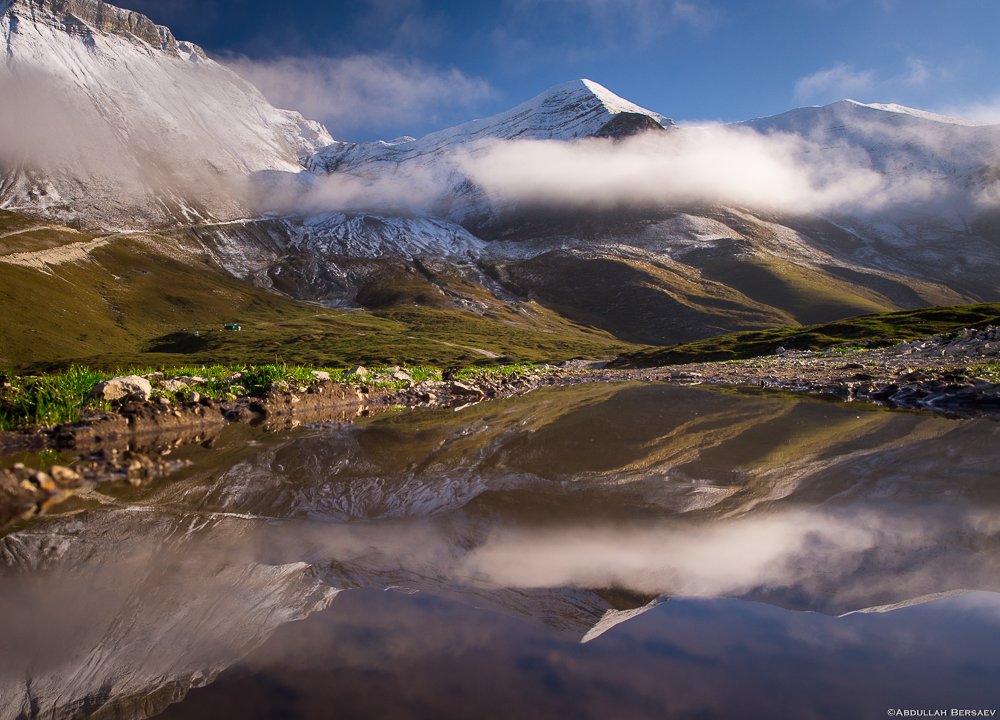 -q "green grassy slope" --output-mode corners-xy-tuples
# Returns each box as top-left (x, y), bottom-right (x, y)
(0, 213), (630, 371)
(614, 302), (1000, 367)
(492, 250), (794, 345)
